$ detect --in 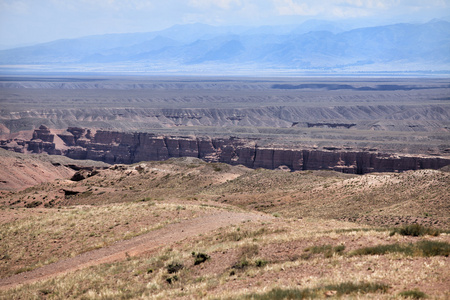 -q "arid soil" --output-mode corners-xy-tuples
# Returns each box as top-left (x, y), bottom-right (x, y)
(0, 149), (74, 191)
(0, 210), (271, 290)
(0, 151), (449, 299)
(0, 148), (109, 191)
